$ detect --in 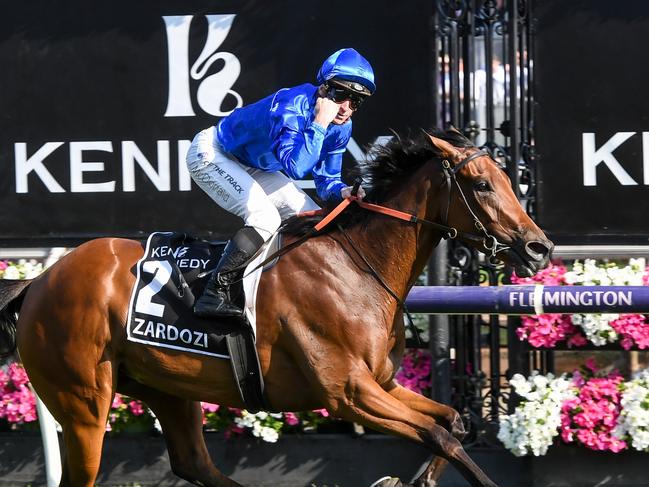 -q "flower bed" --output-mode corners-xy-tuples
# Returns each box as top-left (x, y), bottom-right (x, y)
(512, 259), (649, 349)
(499, 359), (649, 456)
(0, 259), (43, 280)
(0, 349), (431, 442)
